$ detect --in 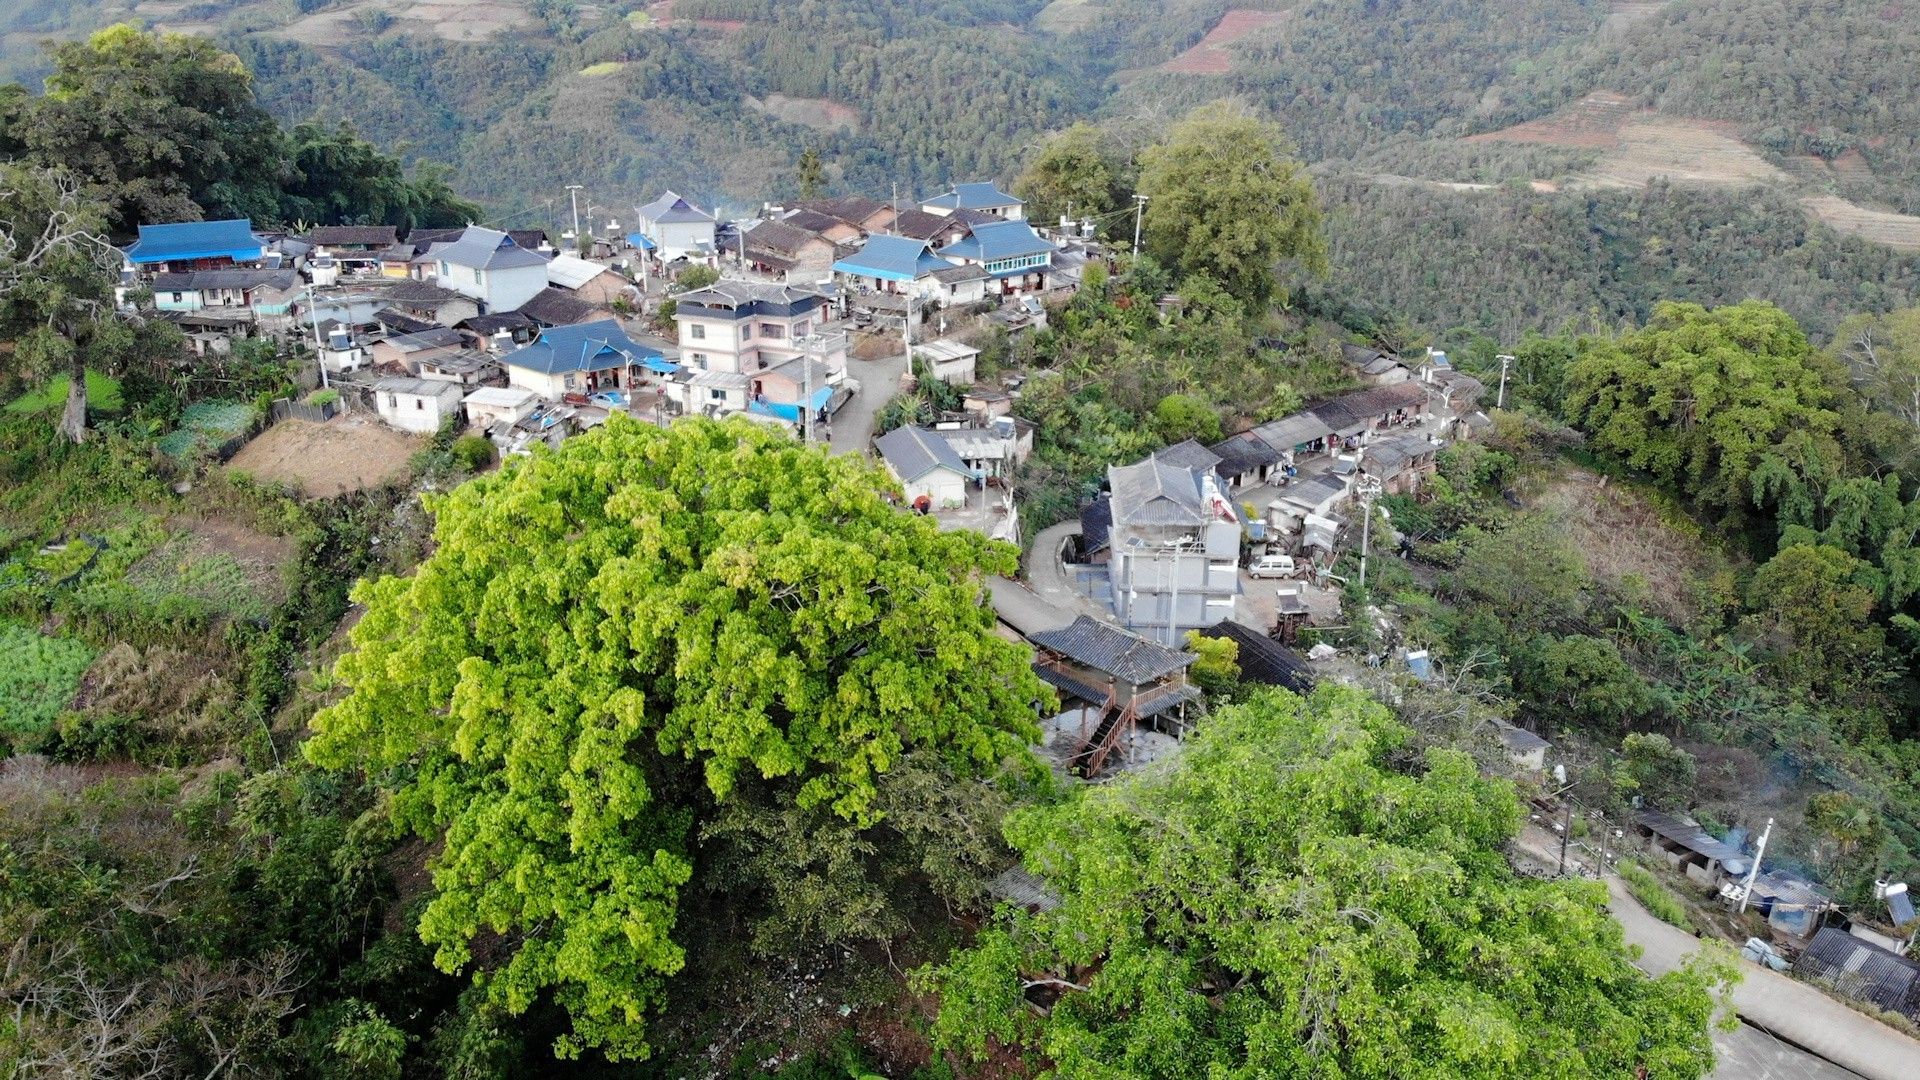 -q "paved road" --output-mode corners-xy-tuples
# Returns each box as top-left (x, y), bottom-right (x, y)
(985, 576), (1076, 637)
(1022, 519), (1113, 624)
(1605, 876), (1920, 1080)
(829, 348), (909, 456)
